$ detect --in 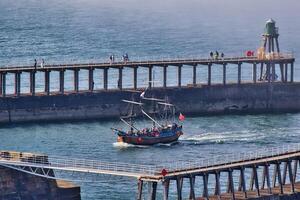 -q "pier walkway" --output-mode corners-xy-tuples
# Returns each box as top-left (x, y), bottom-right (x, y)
(2, 144), (300, 199)
(0, 54), (295, 97)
